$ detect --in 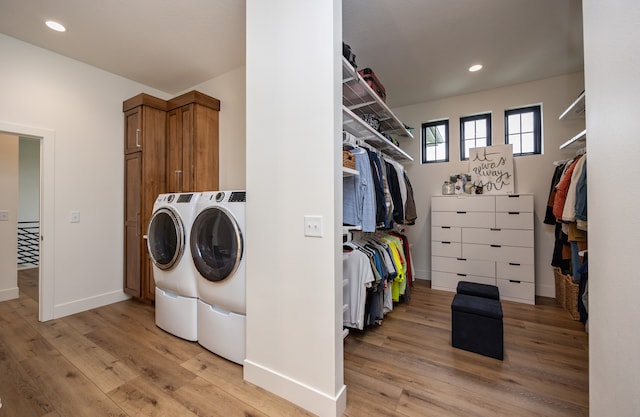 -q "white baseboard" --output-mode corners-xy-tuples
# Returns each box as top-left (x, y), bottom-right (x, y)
(244, 359), (347, 417)
(53, 290), (131, 319)
(0, 287), (19, 302)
